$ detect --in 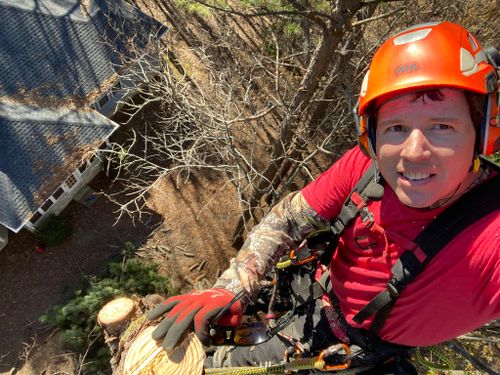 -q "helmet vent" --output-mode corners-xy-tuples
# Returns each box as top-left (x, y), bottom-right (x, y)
(467, 33), (479, 51)
(460, 47), (479, 76)
(393, 28), (432, 46)
(360, 71), (370, 97)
